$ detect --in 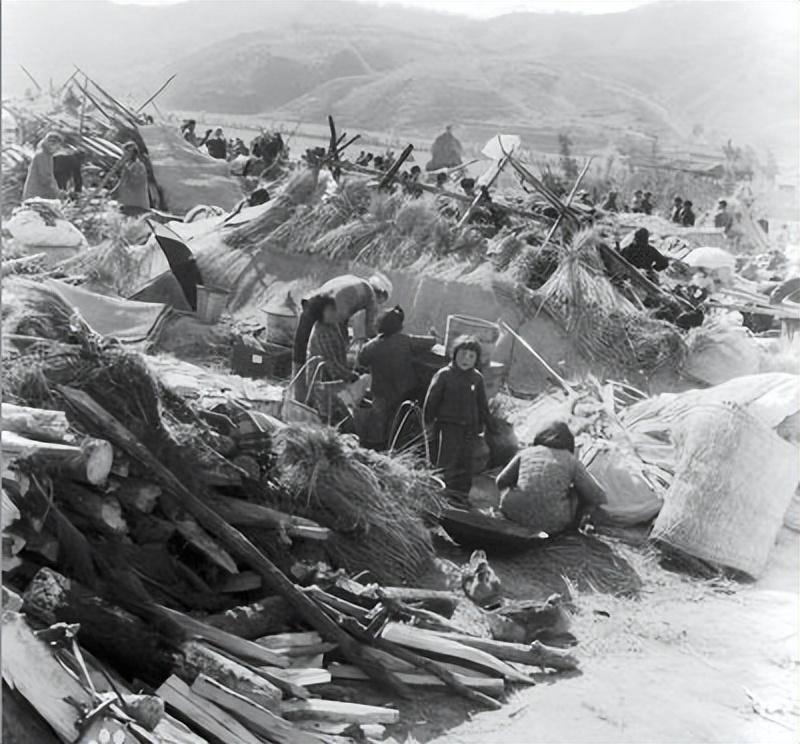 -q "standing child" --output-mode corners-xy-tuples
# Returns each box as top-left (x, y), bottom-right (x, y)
(423, 336), (493, 496)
